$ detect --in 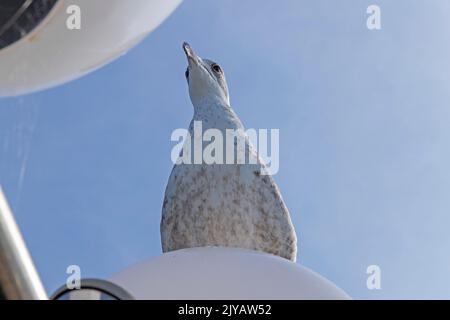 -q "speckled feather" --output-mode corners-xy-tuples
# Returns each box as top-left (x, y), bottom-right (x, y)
(161, 44), (297, 261)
